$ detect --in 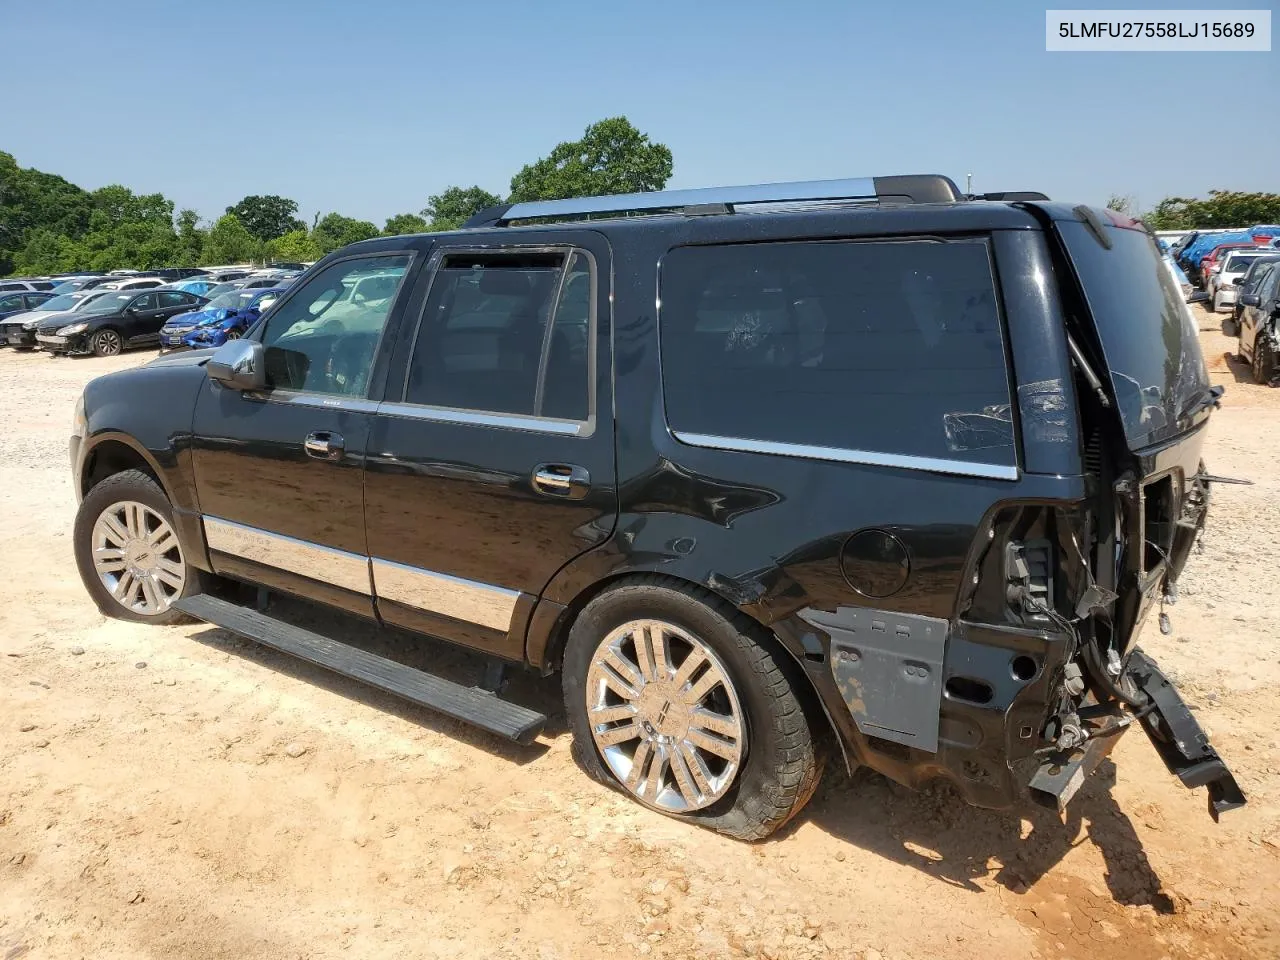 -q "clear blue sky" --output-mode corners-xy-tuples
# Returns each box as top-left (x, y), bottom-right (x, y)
(6, 0), (1277, 226)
